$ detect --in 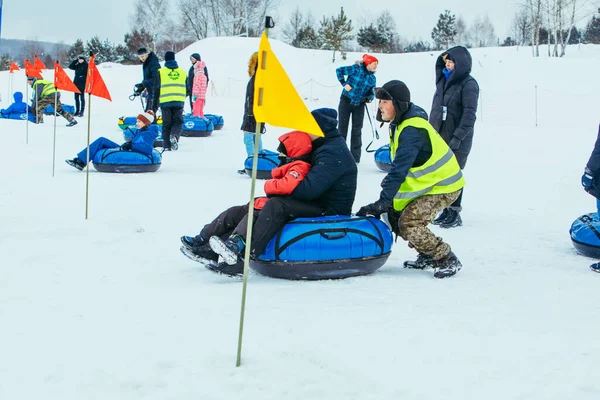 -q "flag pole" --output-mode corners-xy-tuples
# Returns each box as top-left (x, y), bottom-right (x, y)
(85, 94), (92, 219)
(25, 75), (29, 144)
(52, 90), (58, 177)
(236, 15), (275, 368)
